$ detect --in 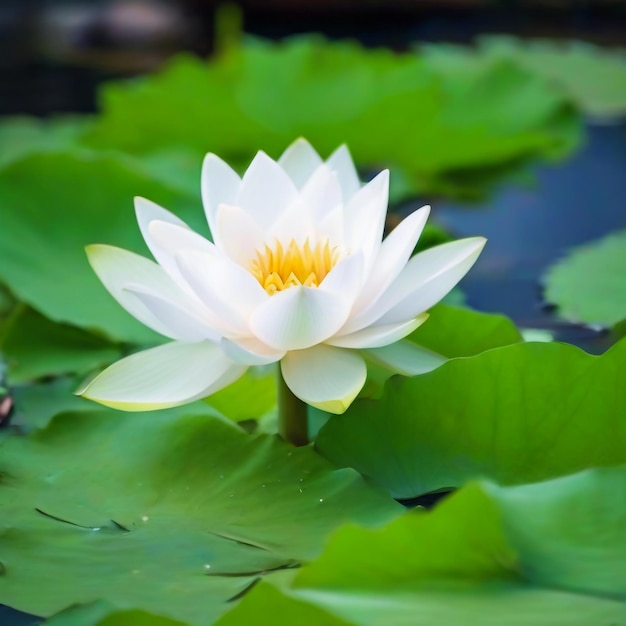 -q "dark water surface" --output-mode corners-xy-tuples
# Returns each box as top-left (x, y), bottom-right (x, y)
(434, 121), (626, 352)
